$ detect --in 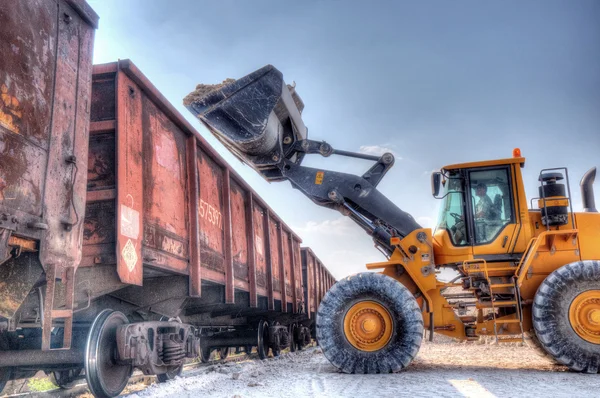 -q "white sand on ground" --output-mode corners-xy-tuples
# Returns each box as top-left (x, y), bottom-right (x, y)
(125, 340), (597, 398)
